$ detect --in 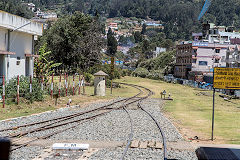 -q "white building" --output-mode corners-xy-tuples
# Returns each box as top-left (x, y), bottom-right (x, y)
(0, 10), (43, 81)
(28, 3), (36, 12)
(153, 47), (166, 58)
(203, 23), (240, 44)
(94, 71), (108, 96)
(42, 12), (57, 19)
